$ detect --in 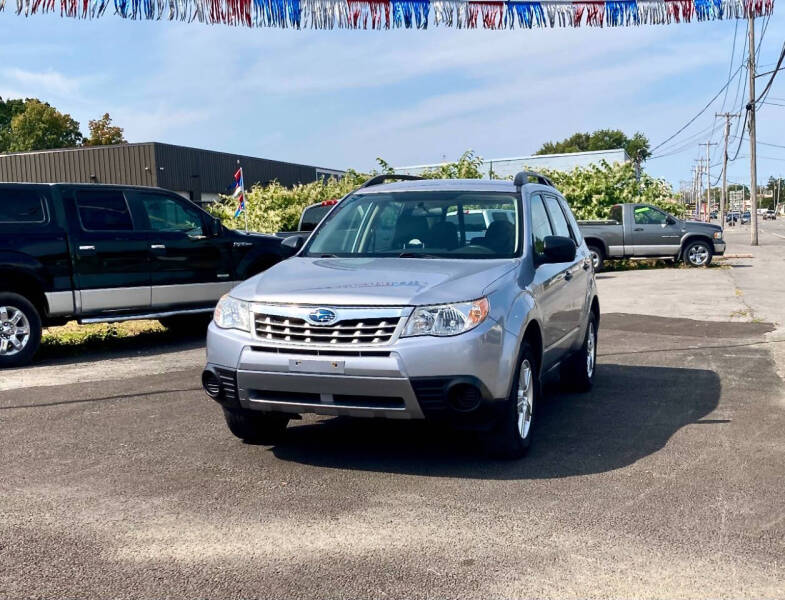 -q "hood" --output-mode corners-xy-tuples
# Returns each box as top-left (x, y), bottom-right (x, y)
(684, 220), (722, 235)
(230, 257), (519, 306)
